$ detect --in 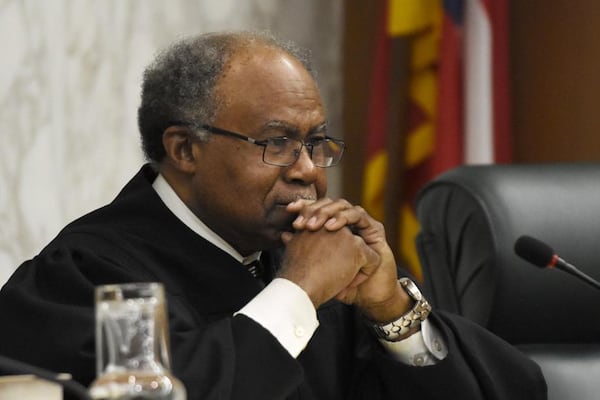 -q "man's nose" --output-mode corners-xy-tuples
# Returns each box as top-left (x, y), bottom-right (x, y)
(284, 146), (318, 183)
